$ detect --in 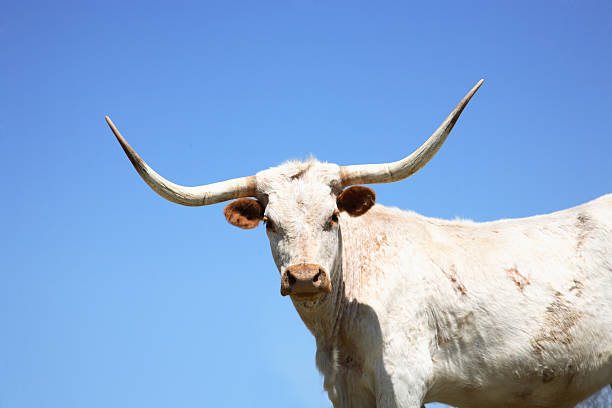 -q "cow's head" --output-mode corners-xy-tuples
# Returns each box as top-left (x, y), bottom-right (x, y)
(106, 80), (482, 303)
